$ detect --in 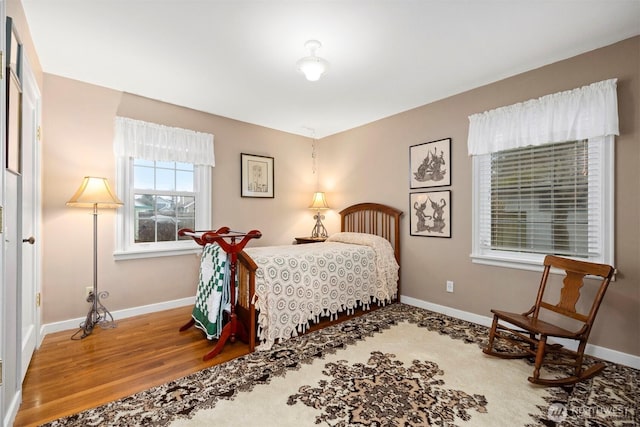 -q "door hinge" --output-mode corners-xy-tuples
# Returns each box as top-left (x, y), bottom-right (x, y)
(36, 292), (41, 307)
(37, 126), (42, 141)
(0, 358), (3, 385)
